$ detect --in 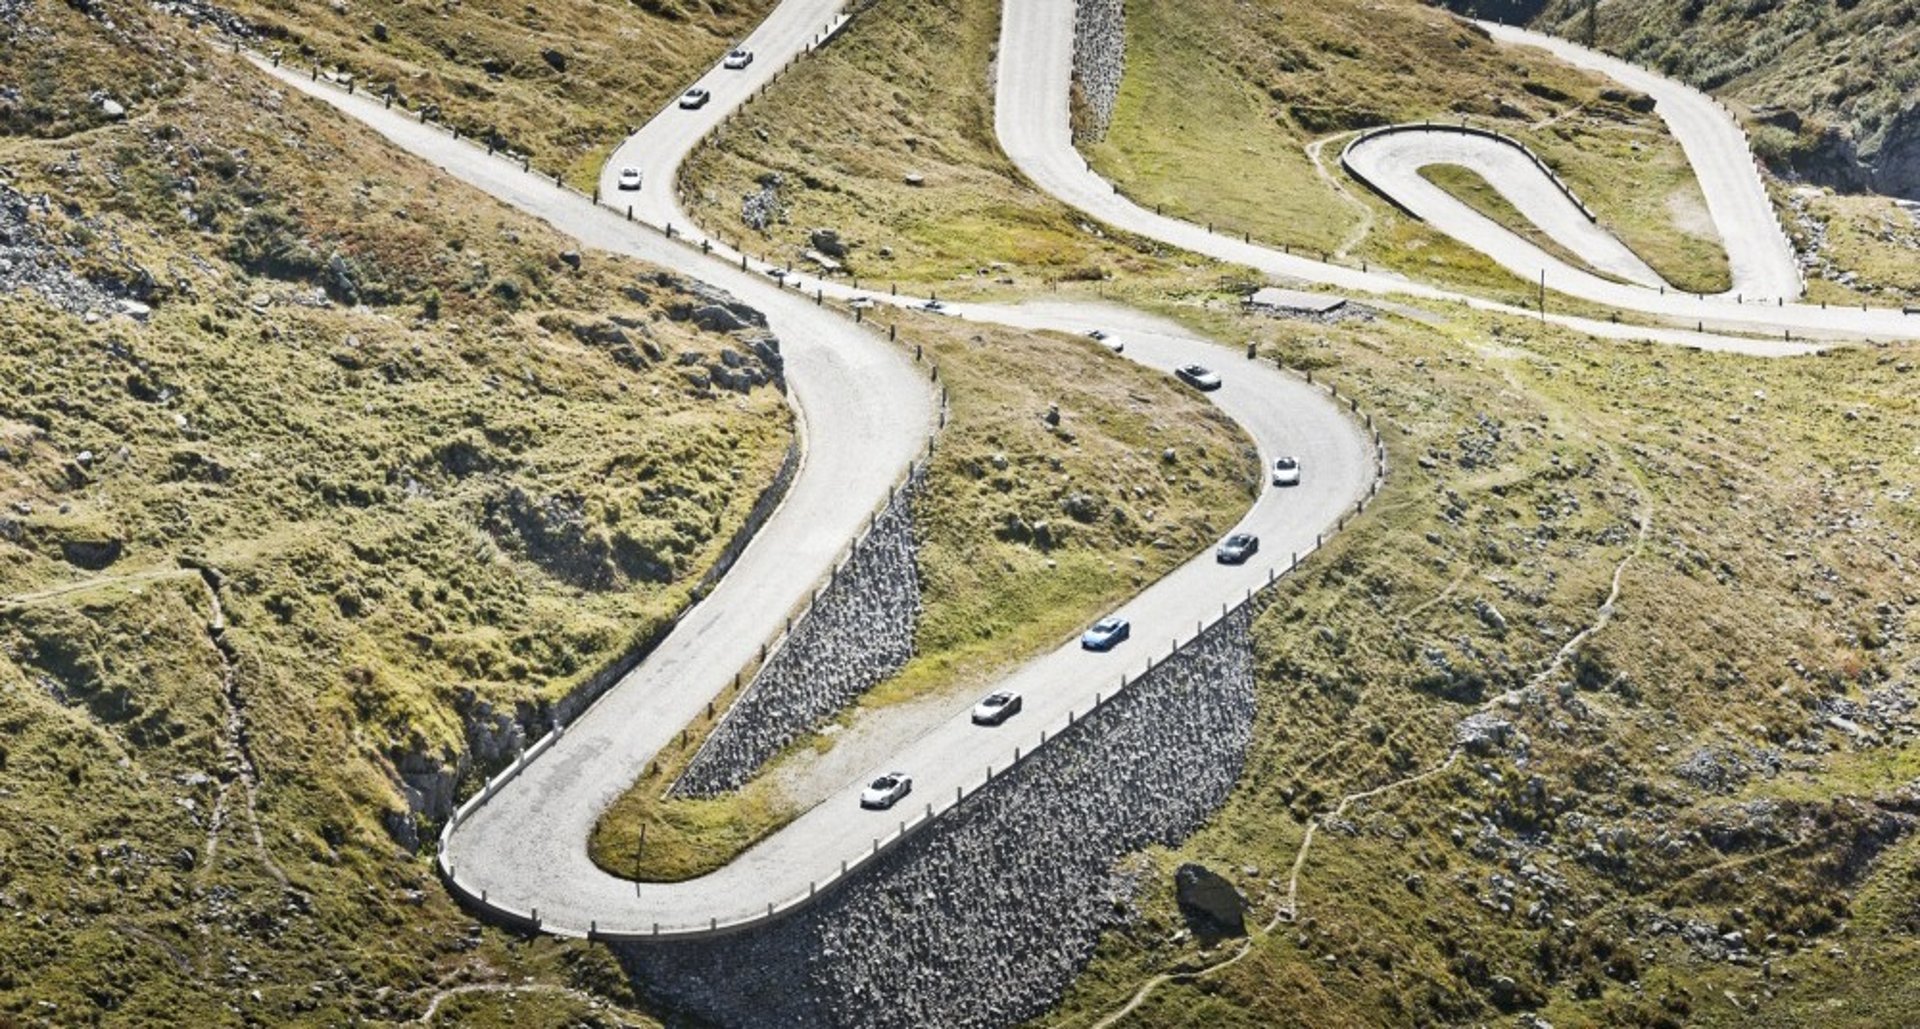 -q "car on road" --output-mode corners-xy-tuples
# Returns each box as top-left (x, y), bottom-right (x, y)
(1216, 533), (1259, 564)
(615, 167), (643, 191)
(678, 87), (712, 109)
(1175, 363), (1222, 391)
(1087, 329), (1125, 353)
(918, 298), (950, 314)
(860, 772), (912, 809)
(723, 48), (754, 69)
(971, 690), (1023, 726)
(1271, 456), (1302, 486)
(1081, 616), (1131, 651)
